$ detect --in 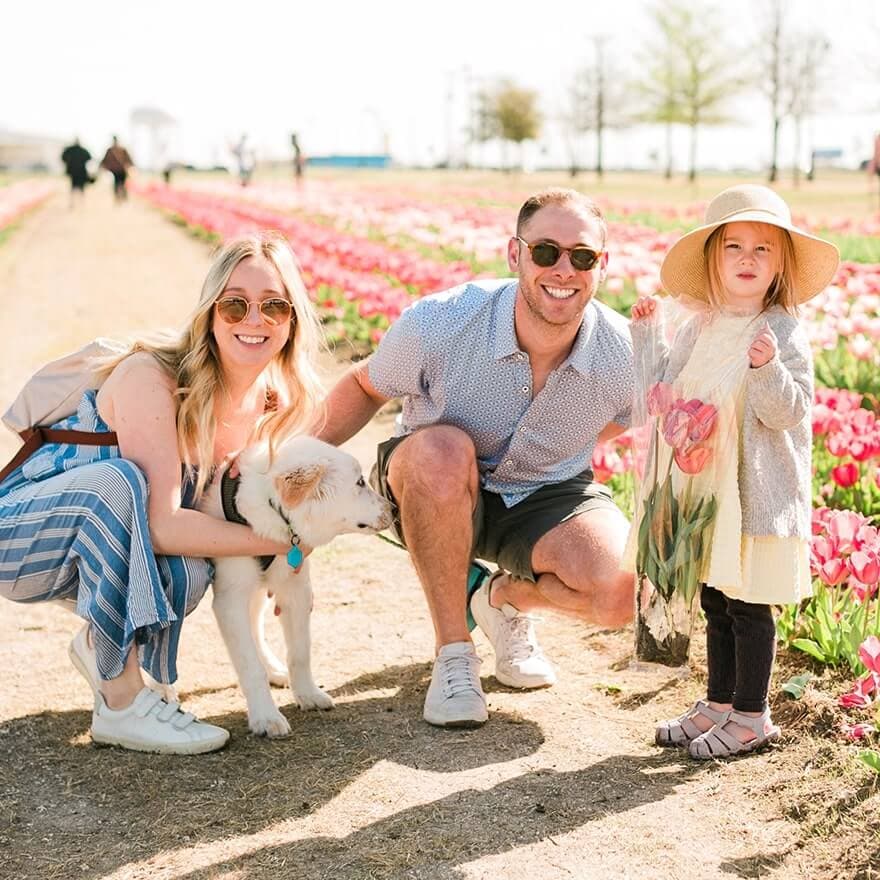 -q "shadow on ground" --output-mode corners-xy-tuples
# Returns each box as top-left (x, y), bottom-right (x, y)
(1, 662), (546, 878)
(170, 754), (698, 880)
(0, 659), (700, 879)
